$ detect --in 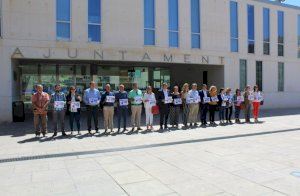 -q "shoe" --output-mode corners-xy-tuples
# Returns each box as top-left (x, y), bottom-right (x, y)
(194, 123), (198, 127)
(78, 131), (81, 135)
(88, 130), (91, 134)
(164, 126), (169, 130)
(117, 129), (121, 133)
(52, 132), (57, 137)
(35, 132), (41, 137)
(190, 123), (193, 127)
(131, 127), (135, 132)
(160, 126), (163, 130)
(95, 130), (99, 133)
(62, 132), (67, 136)
(70, 131), (73, 135)
(123, 128), (128, 133)
(137, 127), (143, 131)
(42, 133), (46, 137)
